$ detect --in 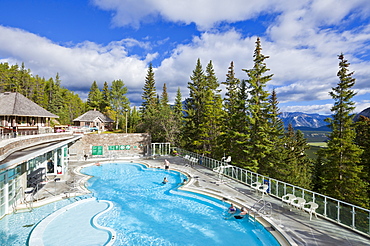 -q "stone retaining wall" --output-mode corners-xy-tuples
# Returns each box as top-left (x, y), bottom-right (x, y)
(69, 133), (151, 159)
